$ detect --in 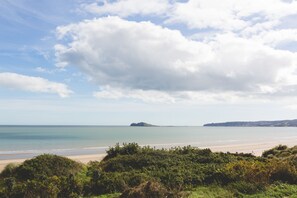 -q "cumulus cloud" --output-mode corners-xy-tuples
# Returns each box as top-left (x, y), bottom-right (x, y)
(54, 0), (297, 104)
(55, 17), (297, 94)
(252, 29), (297, 48)
(168, 0), (297, 31)
(55, 16), (214, 91)
(0, 72), (72, 97)
(81, 0), (297, 33)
